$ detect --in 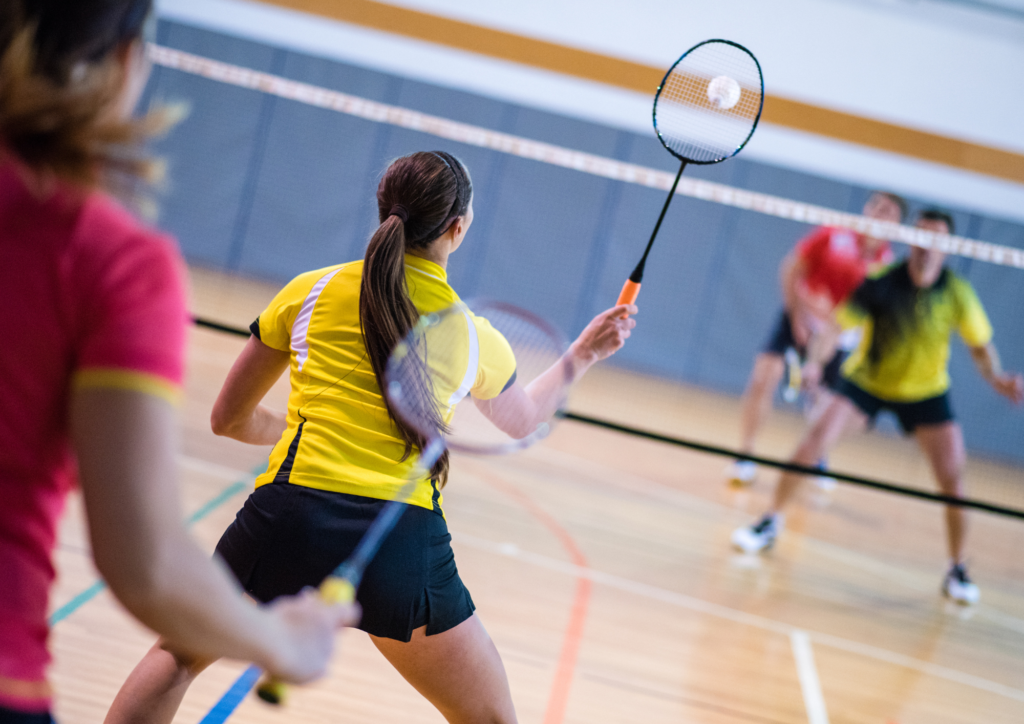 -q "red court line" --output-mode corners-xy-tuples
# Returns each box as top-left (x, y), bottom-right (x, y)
(473, 467), (591, 724)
